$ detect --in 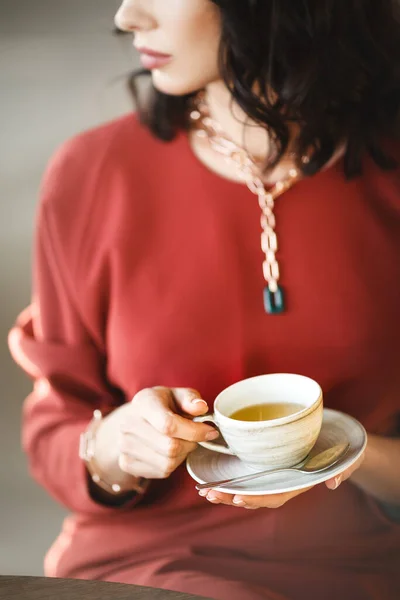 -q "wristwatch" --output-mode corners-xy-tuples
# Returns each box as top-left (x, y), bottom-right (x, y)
(79, 409), (148, 495)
